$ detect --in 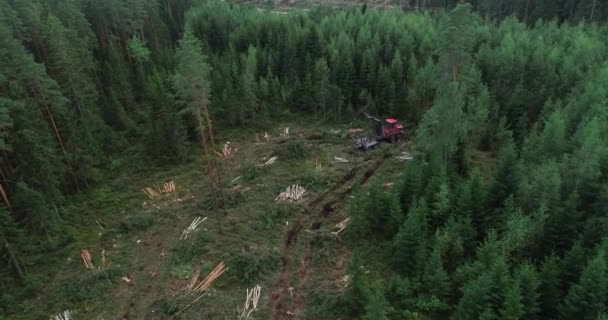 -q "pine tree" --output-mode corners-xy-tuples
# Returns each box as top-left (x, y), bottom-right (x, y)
(392, 199), (429, 277)
(343, 250), (369, 317)
(313, 58), (330, 120)
(0, 207), (25, 280)
(240, 45), (258, 123)
(487, 138), (520, 215)
(538, 255), (562, 319)
(514, 263), (540, 320)
(363, 288), (389, 320)
(500, 282), (524, 320)
(559, 250), (608, 320)
(417, 243), (450, 312)
(454, 274), (495, 320)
